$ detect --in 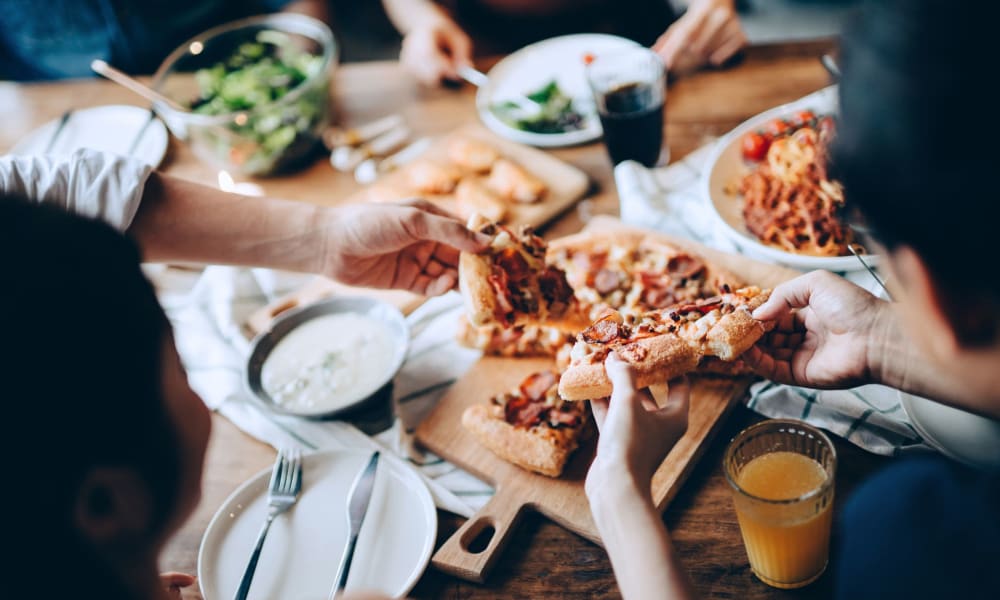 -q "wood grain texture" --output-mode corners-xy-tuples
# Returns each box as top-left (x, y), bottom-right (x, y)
(351, 123), (591, 229)
(417, 218), (801, 582)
